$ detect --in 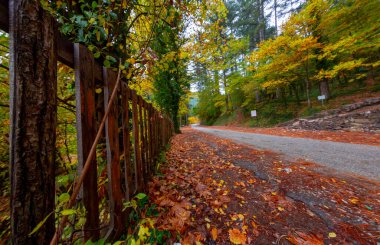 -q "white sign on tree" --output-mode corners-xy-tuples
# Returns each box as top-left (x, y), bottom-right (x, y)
(318, 95), (326, 105)
(318, 95), (326, 100)
(251, 110), (257, 117)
